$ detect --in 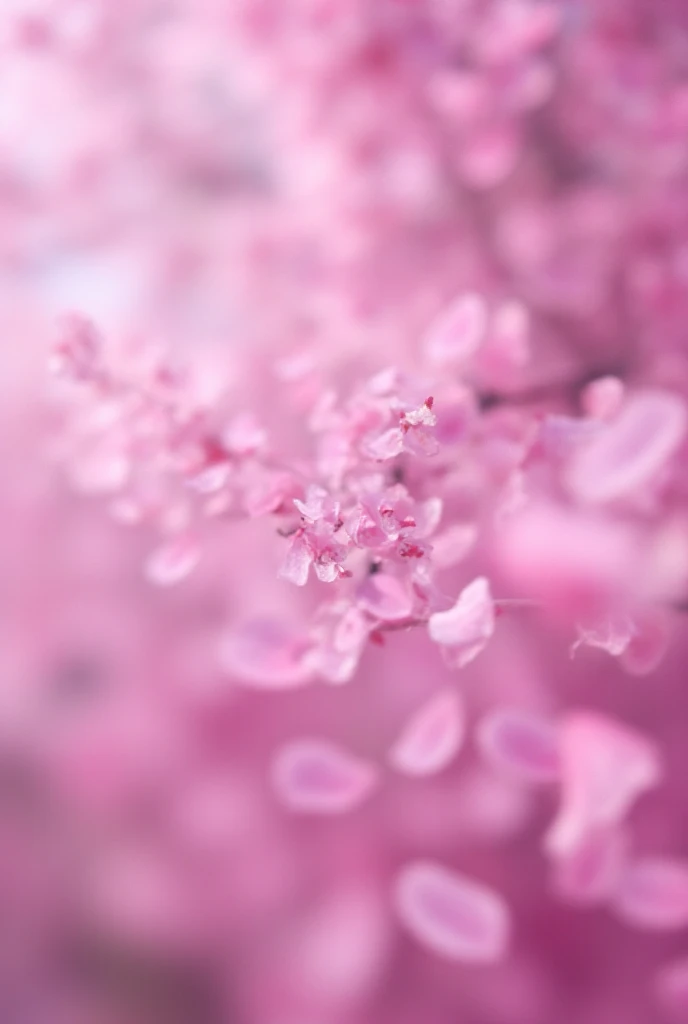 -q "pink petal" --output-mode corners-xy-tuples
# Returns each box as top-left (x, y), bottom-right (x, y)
(144, 535), (200, 586)
(566, 390), (687, 504)
(545, 712), (662, 857)
(402, 426), (440, 458)
(581, 376), (625, 421)
(428, 577), (495, 667)
(572, 613), (635, 658)
(357, 573), (414, 622)
(271, 739), (379, 814)
(539, 415), (601, 461)
(243, 469), (298, 518)
(613, 857), (688, 931)
(423, 293), (487, 367)
(551, 827), (628, 906)
(620, 608), (671, 676)
(389, 689), (465, 777)
(394, 861), (511, 963)
(476, 708), (560, 784)
(220, 618), (313, 690)
(364, 427), (405, 461)
(279, 532), (312, 587)
(293, 485), (328, 522)
(655, 955), (688, 1021)
(333, 605), (370, 654)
